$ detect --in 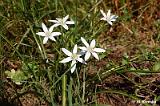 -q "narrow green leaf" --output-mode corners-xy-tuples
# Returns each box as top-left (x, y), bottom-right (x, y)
(153, 61), (160, 71)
